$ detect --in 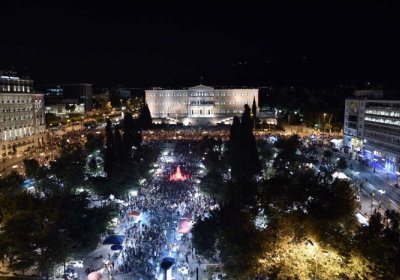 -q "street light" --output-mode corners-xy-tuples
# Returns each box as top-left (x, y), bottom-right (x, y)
(323, 113), (327, 140)
(288, 114), (292, 134)
(371, 191), (375, 214)
(378, 189), (385, 210)
(306, 240), (318, 280)
(307, 240), (329, 280)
